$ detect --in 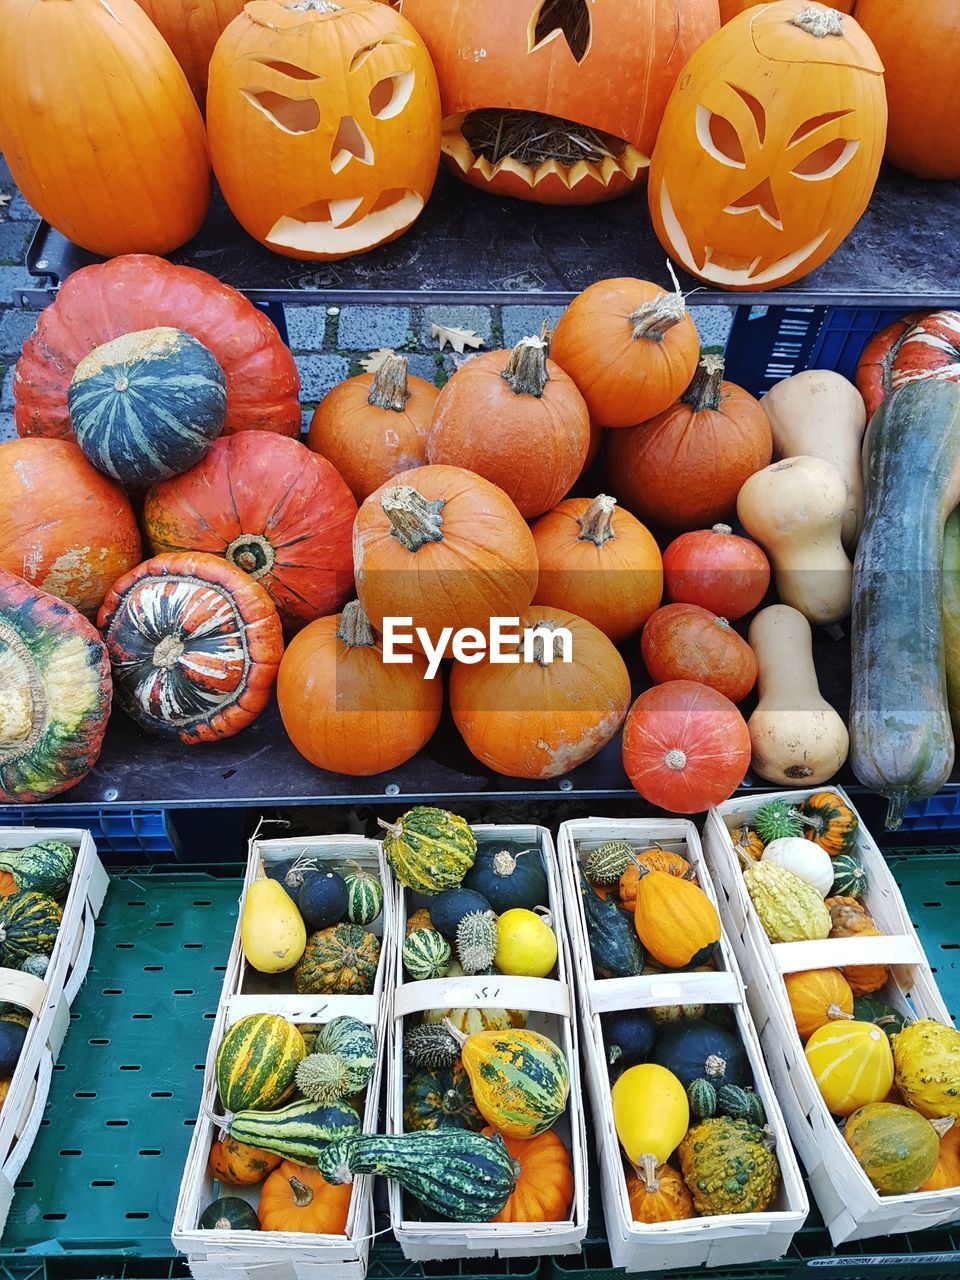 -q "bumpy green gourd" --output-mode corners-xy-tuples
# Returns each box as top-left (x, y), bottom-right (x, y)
(404, 1023), (461, 1069)
(584, 840), (636, 885)
(403, 928), (451, 981)
(742, 860), (831, 943)
(687, 1078), (717, 1120)
(678, 1117), (781, 1215)
(716, 1085), (766, 1126)
(831, 852), (868, 900)
(343, 862), (384, 926)
(456, 911), (498, 976)
(20, 953), (49, 978)
(378, 807), (477, 894)
(295, 1054), (349, 1105)
(753, 800), (804, 844)
(0, 891), (62, 966)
